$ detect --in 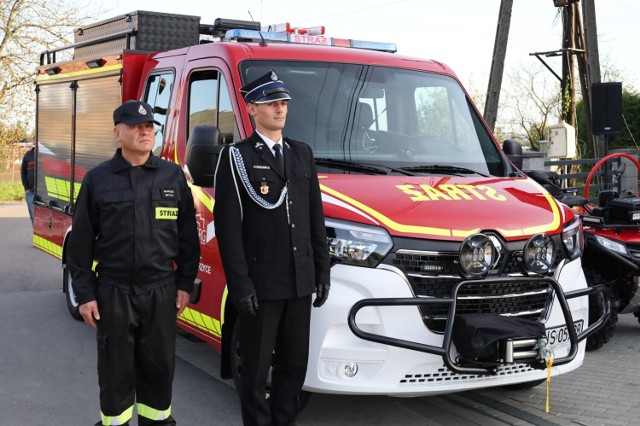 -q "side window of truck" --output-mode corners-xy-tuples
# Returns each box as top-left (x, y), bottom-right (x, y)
(144, 72), (174, 156)
(187, 69), (237, 145)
